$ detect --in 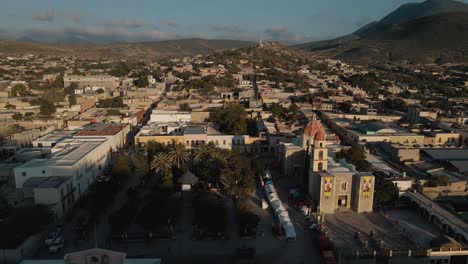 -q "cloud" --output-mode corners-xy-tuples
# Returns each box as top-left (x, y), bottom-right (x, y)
(210, 25), (246, 34)
(33, 9), (54, 22)
(354, 16), (372, 27)
(160, 20), (178, 28)
(100, 19), (151, 29)
(264, 27), (314, 44)
(22, 26), (172, 43)
(62, 11), (88, 24)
